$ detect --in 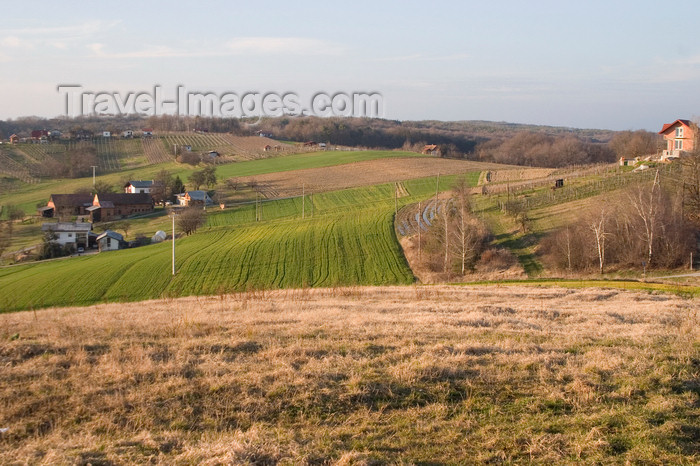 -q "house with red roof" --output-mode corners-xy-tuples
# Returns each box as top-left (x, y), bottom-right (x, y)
(658, 119), (696, 159)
